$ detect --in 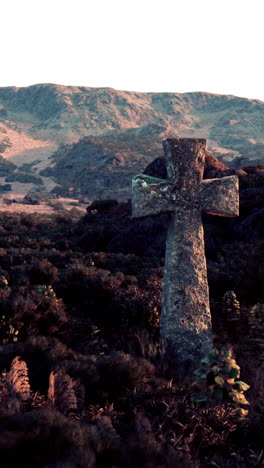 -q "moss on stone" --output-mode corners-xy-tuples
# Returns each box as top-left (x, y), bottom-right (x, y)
(133, 174), (169, 185)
